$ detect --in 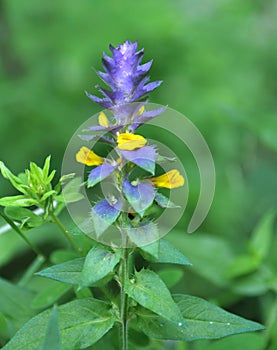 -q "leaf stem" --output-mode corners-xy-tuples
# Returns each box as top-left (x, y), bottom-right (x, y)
(49, 210), (83, 255)
(0, 210), (44, 257)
